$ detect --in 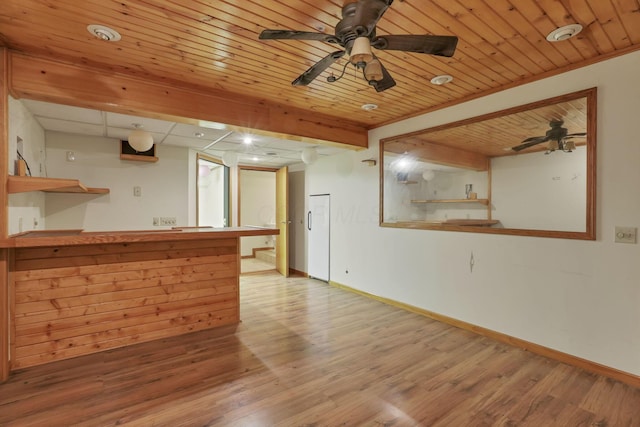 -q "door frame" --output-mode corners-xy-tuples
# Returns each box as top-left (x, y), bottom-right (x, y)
(237, 166), (289, 277)
(196, 153), (230, 227)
